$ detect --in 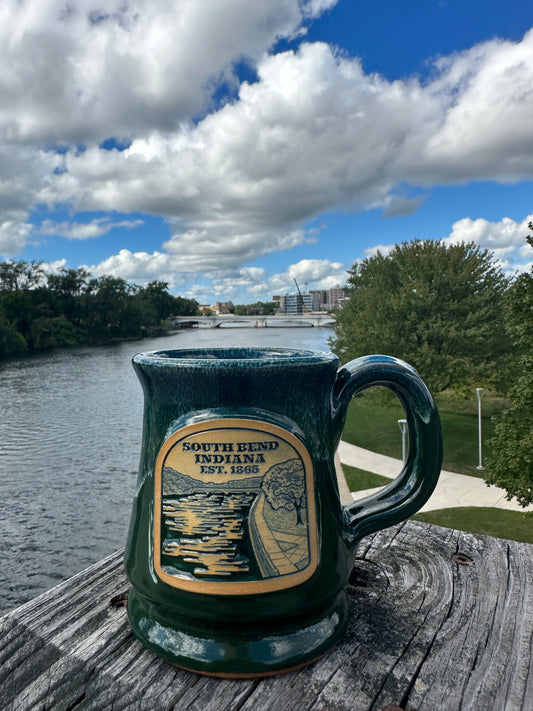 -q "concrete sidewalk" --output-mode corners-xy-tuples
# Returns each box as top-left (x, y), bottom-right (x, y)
(337, 440), (533, 513)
